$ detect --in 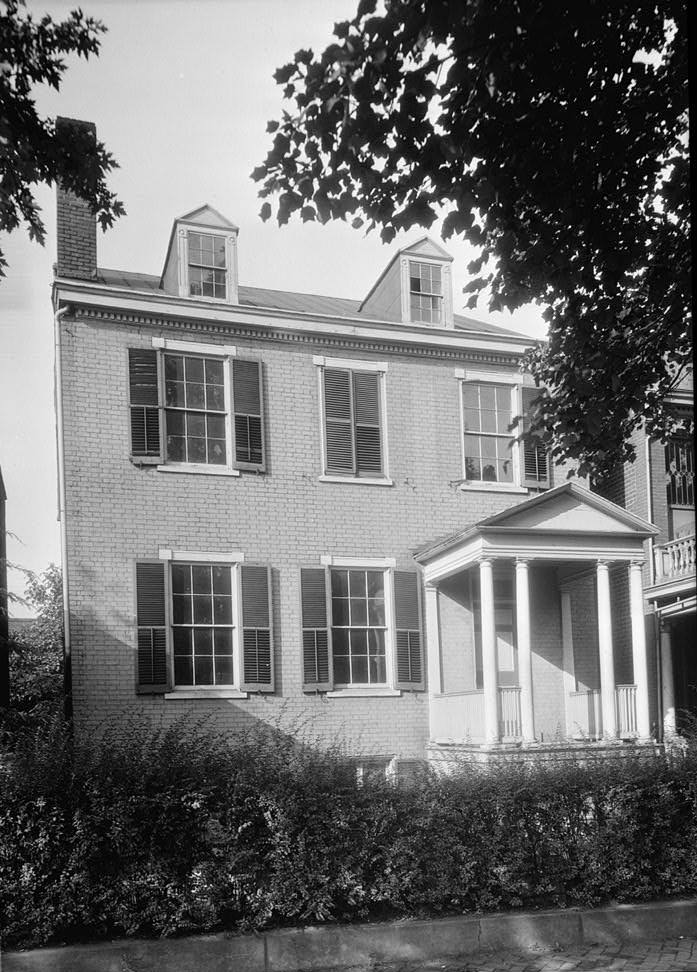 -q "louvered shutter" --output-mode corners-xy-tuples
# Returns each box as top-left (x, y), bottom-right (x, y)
(353, 372), (382, 474)
(128, 349), (161, 459)
(136, 561), (169, 693)
(393, 570), (425, 691)
(324, 369), (354, 473)
(301, 567), (332, 691)
(240, 565), (274, 692)
(520, 387), (550, 489)
(233, 358), (265, 471)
